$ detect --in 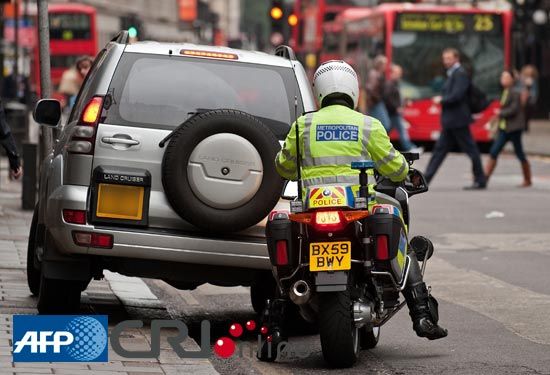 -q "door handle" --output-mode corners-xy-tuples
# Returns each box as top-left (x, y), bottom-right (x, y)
(101, 137), (140, 146)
